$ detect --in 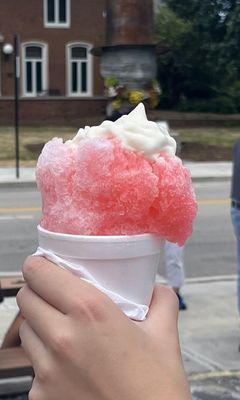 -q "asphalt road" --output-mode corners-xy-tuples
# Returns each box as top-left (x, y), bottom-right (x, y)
(0, 180), (236, 278)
